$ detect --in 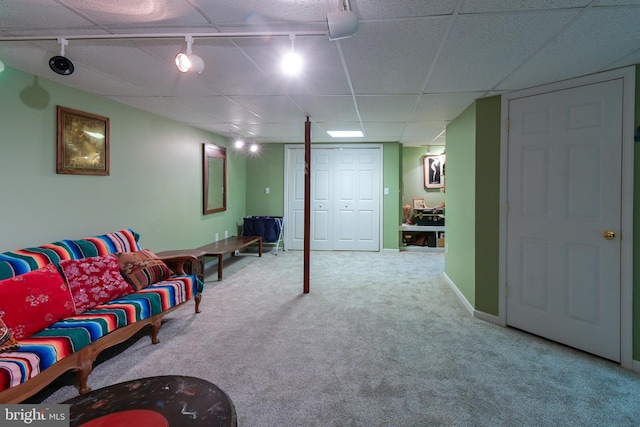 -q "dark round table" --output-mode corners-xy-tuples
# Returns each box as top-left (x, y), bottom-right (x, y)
(63, 375), (237, 427)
